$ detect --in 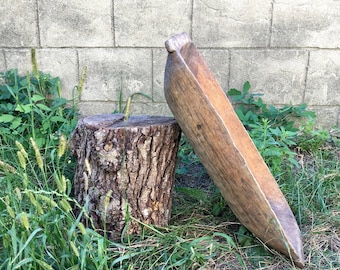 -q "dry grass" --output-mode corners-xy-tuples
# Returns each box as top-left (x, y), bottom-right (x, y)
(173, 135), (339, 269)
